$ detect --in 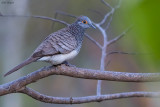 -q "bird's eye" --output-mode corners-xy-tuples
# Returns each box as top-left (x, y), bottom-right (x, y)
(82, 20), (88, 24)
